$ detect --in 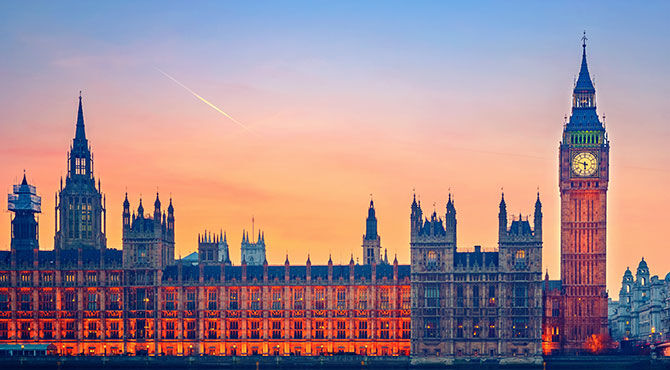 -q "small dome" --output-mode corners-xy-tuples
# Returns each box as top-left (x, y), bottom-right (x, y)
(665, 272), (670, 282)
(637, 258), (648, 272)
